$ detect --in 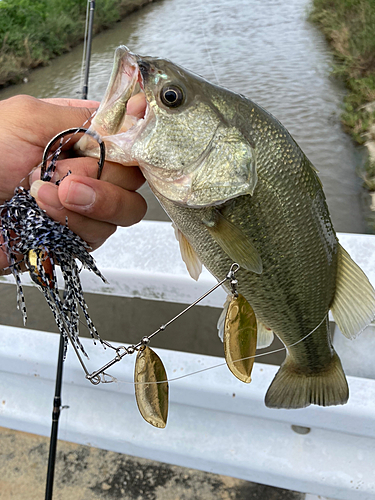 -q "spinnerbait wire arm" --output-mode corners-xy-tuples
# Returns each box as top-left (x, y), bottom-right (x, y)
(75, 262), (241, 385)
(41, 127), (106, 180)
